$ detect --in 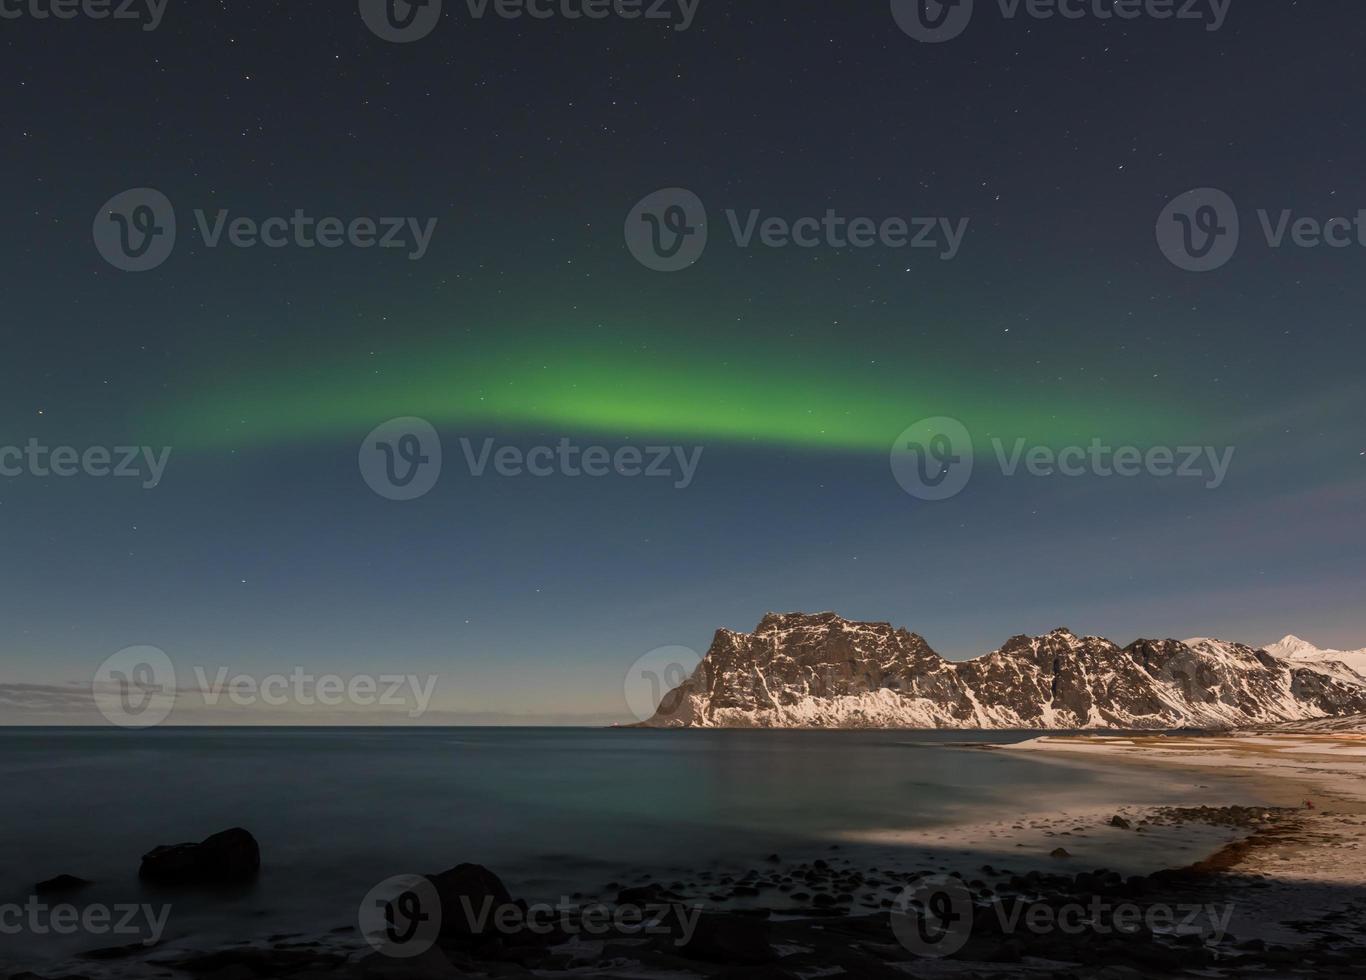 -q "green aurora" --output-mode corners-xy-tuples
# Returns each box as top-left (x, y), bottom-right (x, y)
(151, 324), (1210, 454)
